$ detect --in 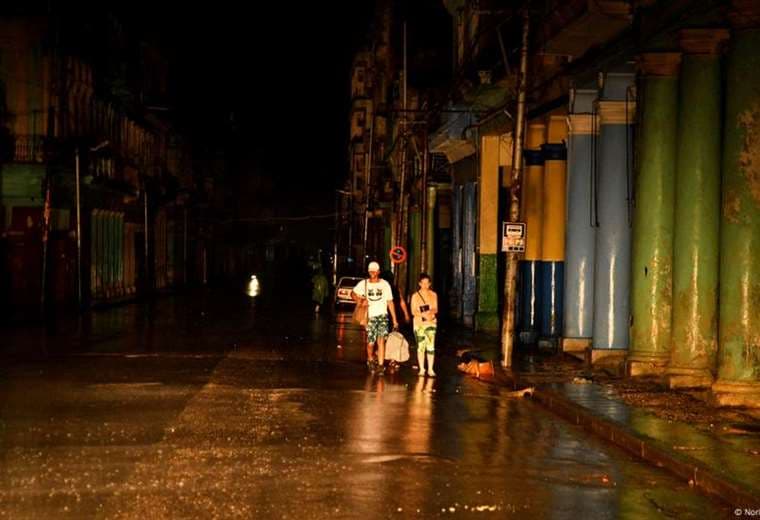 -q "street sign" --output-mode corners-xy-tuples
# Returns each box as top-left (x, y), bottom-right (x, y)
(389, 246), (407, 264)
(502, 222), (526, 253)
